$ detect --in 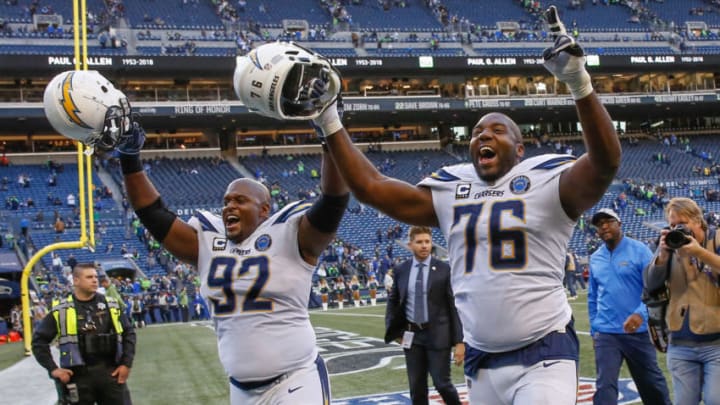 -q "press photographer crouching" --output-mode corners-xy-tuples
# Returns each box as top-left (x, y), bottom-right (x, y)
(643, 197), (720, 405)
